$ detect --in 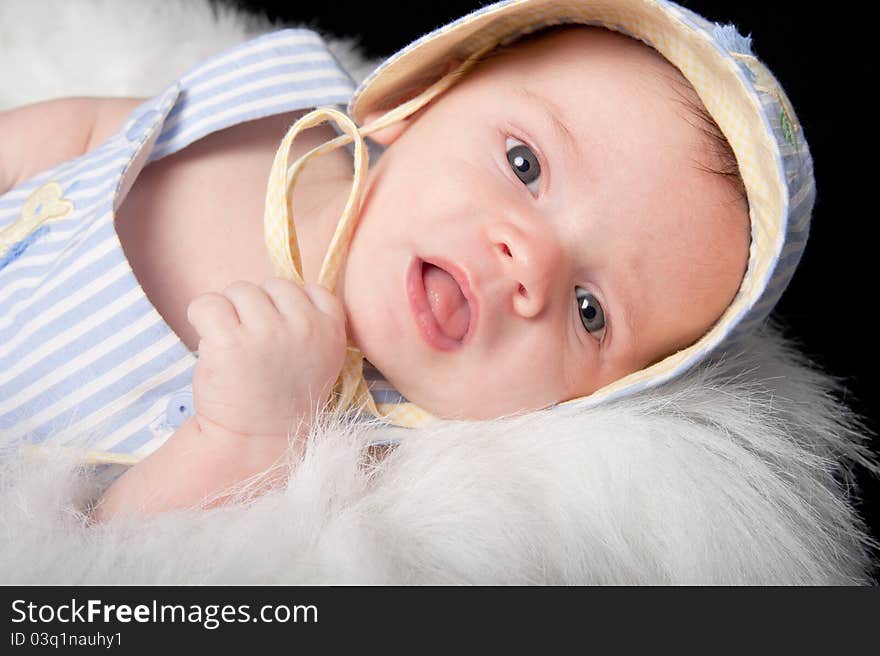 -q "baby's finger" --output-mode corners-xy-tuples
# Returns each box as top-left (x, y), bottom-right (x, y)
(222, 280), (278, 325)
(304, 283), (346, 325)
(187, 292), (240, 341)
(260, 276), (310, 320)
